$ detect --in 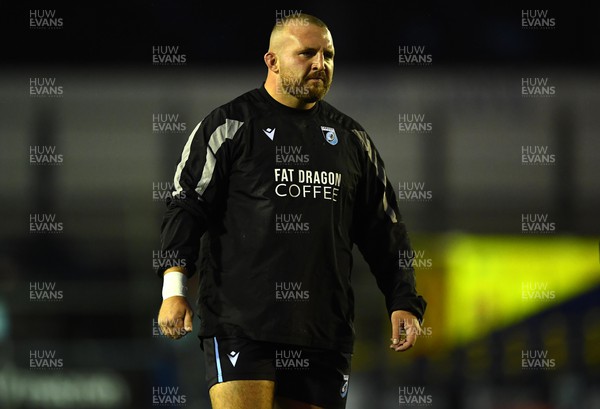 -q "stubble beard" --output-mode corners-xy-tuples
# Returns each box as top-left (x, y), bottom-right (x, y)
(278, 72), (332, 103)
